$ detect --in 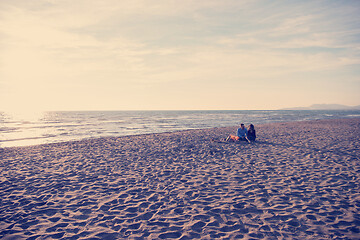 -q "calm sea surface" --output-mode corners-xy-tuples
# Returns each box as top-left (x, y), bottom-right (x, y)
(1, 110), (360, 148)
